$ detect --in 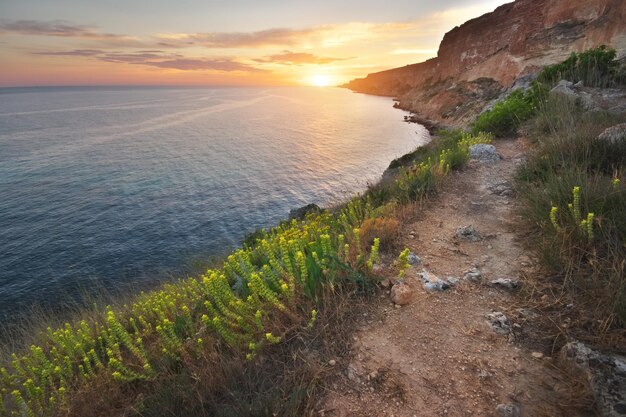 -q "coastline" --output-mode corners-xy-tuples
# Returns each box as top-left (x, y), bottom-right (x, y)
(0, 88), (426, 324)
(4, 47), (625, 416)
(0, 106), (494, 416)
(2, 0), (625, 408)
